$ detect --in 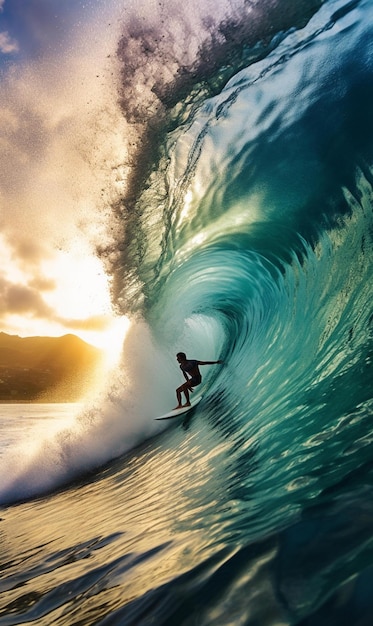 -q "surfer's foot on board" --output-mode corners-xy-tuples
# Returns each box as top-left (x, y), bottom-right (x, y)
(173, 402), (191, 410)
